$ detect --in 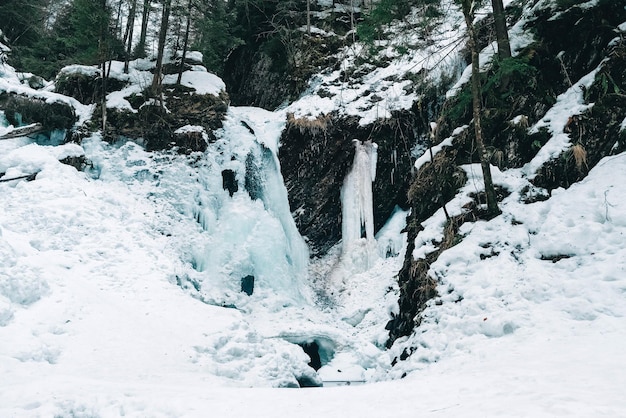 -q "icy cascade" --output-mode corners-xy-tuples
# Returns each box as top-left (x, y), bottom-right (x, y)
(340, 139), (378, 270)
(180, 108), (308, 306)
(83, 107), (310, 307)
(182, 107), (311, 306)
